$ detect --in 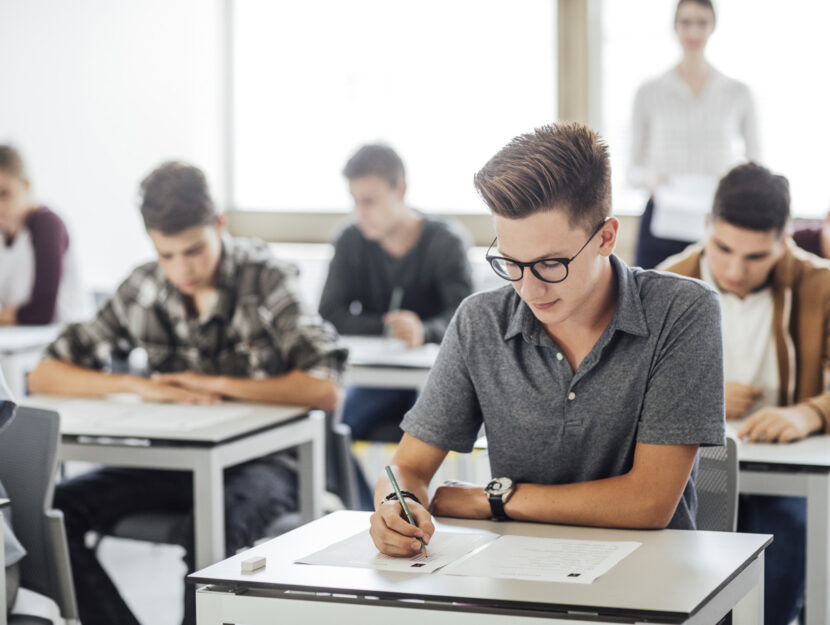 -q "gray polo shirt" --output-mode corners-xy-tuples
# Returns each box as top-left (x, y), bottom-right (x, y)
(401, 255), (725, 529)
